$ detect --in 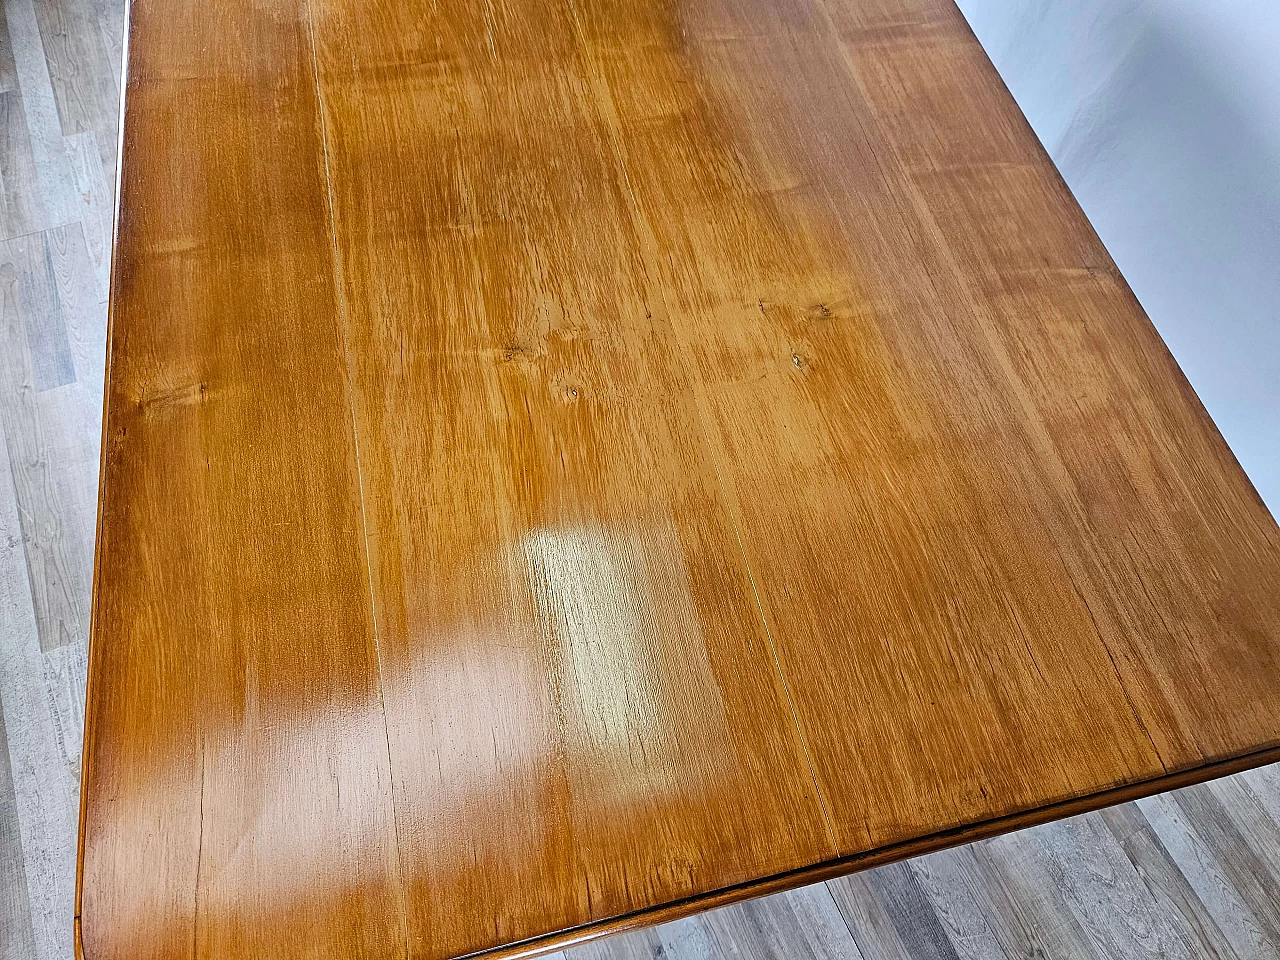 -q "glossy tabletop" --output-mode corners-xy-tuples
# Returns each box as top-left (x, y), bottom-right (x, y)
(78, 0), (1280, 958)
